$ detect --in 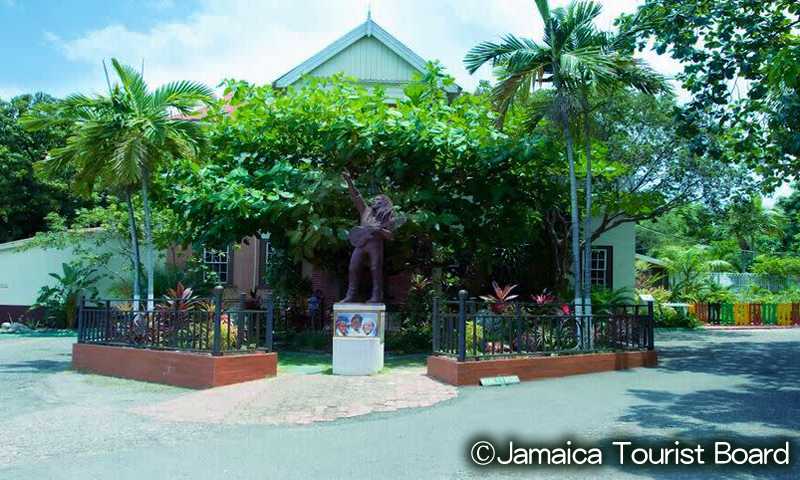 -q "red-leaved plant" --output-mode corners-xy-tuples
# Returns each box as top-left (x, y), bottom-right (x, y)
(480, 281), (518, 313)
